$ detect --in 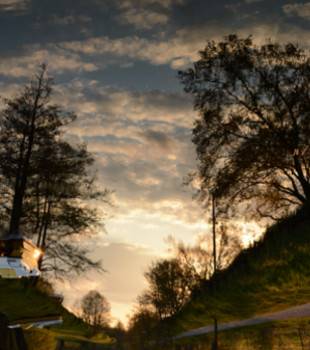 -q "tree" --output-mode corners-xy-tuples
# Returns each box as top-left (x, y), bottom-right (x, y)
(0, 65), (108, 274)
(140, 258), (195, 320)
(81, 290), (110, 329)
(179, 35), (310, 220)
